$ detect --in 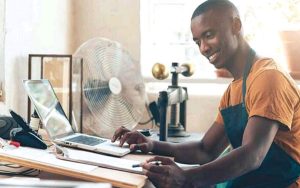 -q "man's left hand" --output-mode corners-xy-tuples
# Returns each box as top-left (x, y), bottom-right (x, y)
(142, 156), (189, 188)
